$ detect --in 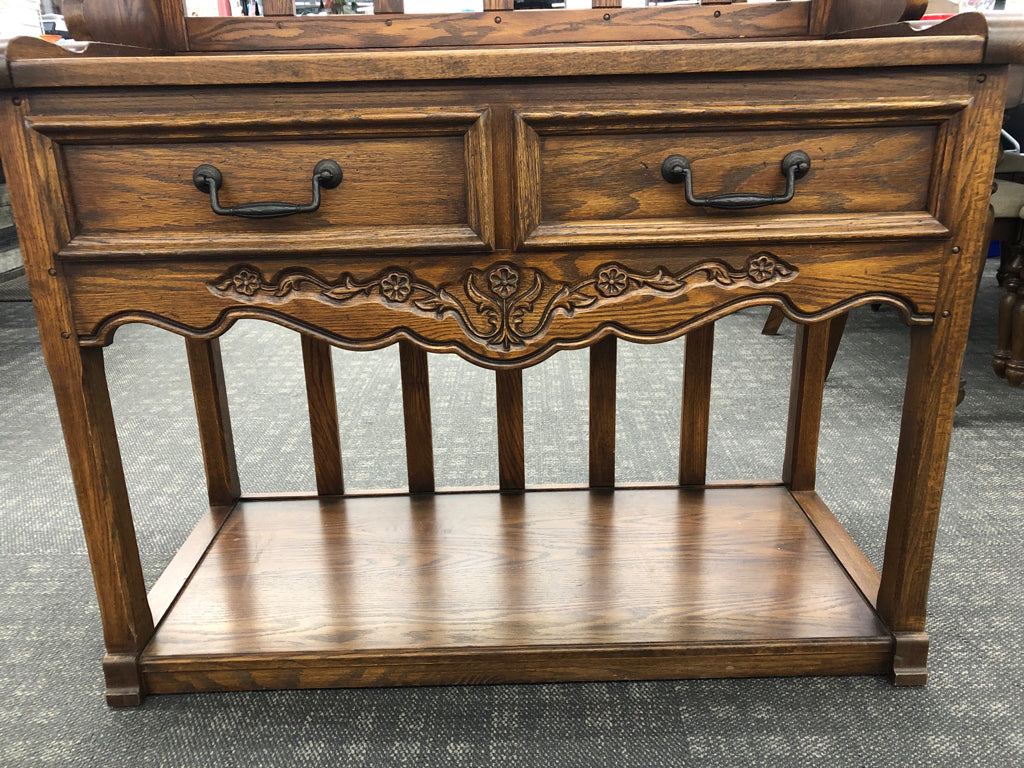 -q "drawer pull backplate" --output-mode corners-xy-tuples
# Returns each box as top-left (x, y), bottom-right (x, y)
(661, 150), (811, 210)
(192, 159), (343, 219)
